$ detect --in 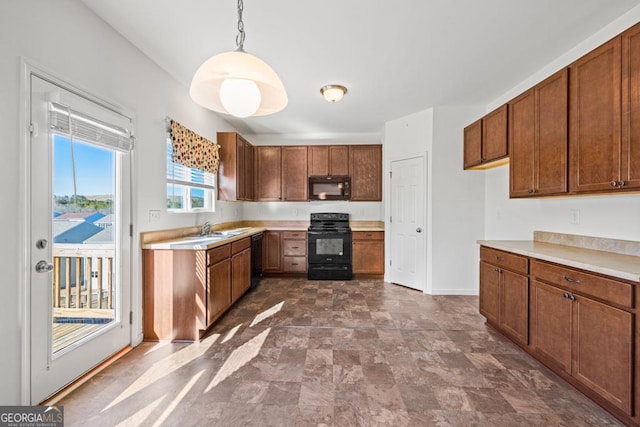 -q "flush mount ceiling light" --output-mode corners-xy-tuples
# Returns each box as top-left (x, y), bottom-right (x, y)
(189, 0), (288, 118)
(320, 85), (348, 103)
